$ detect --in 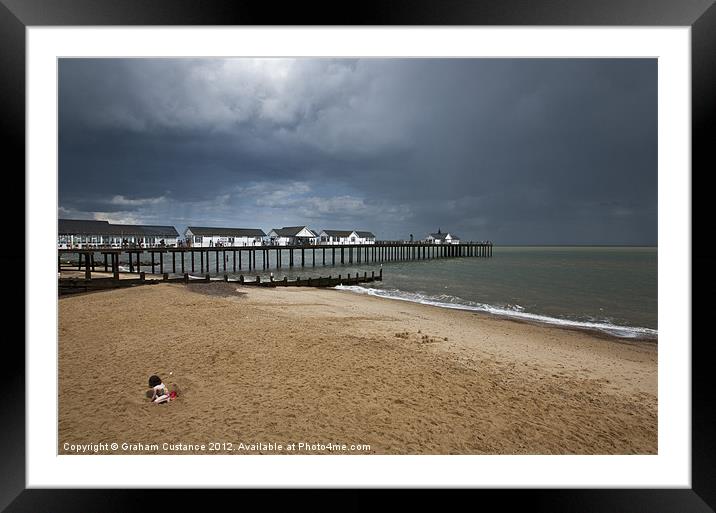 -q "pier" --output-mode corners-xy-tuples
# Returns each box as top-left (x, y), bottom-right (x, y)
(58, 242), (493, 279)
